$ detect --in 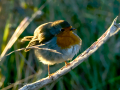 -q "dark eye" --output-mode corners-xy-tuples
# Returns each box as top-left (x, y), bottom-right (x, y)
(60, 29), (64, 32)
